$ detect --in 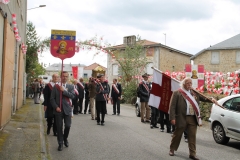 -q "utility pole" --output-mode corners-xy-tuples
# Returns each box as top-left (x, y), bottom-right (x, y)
(163, 33), (166, 45)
